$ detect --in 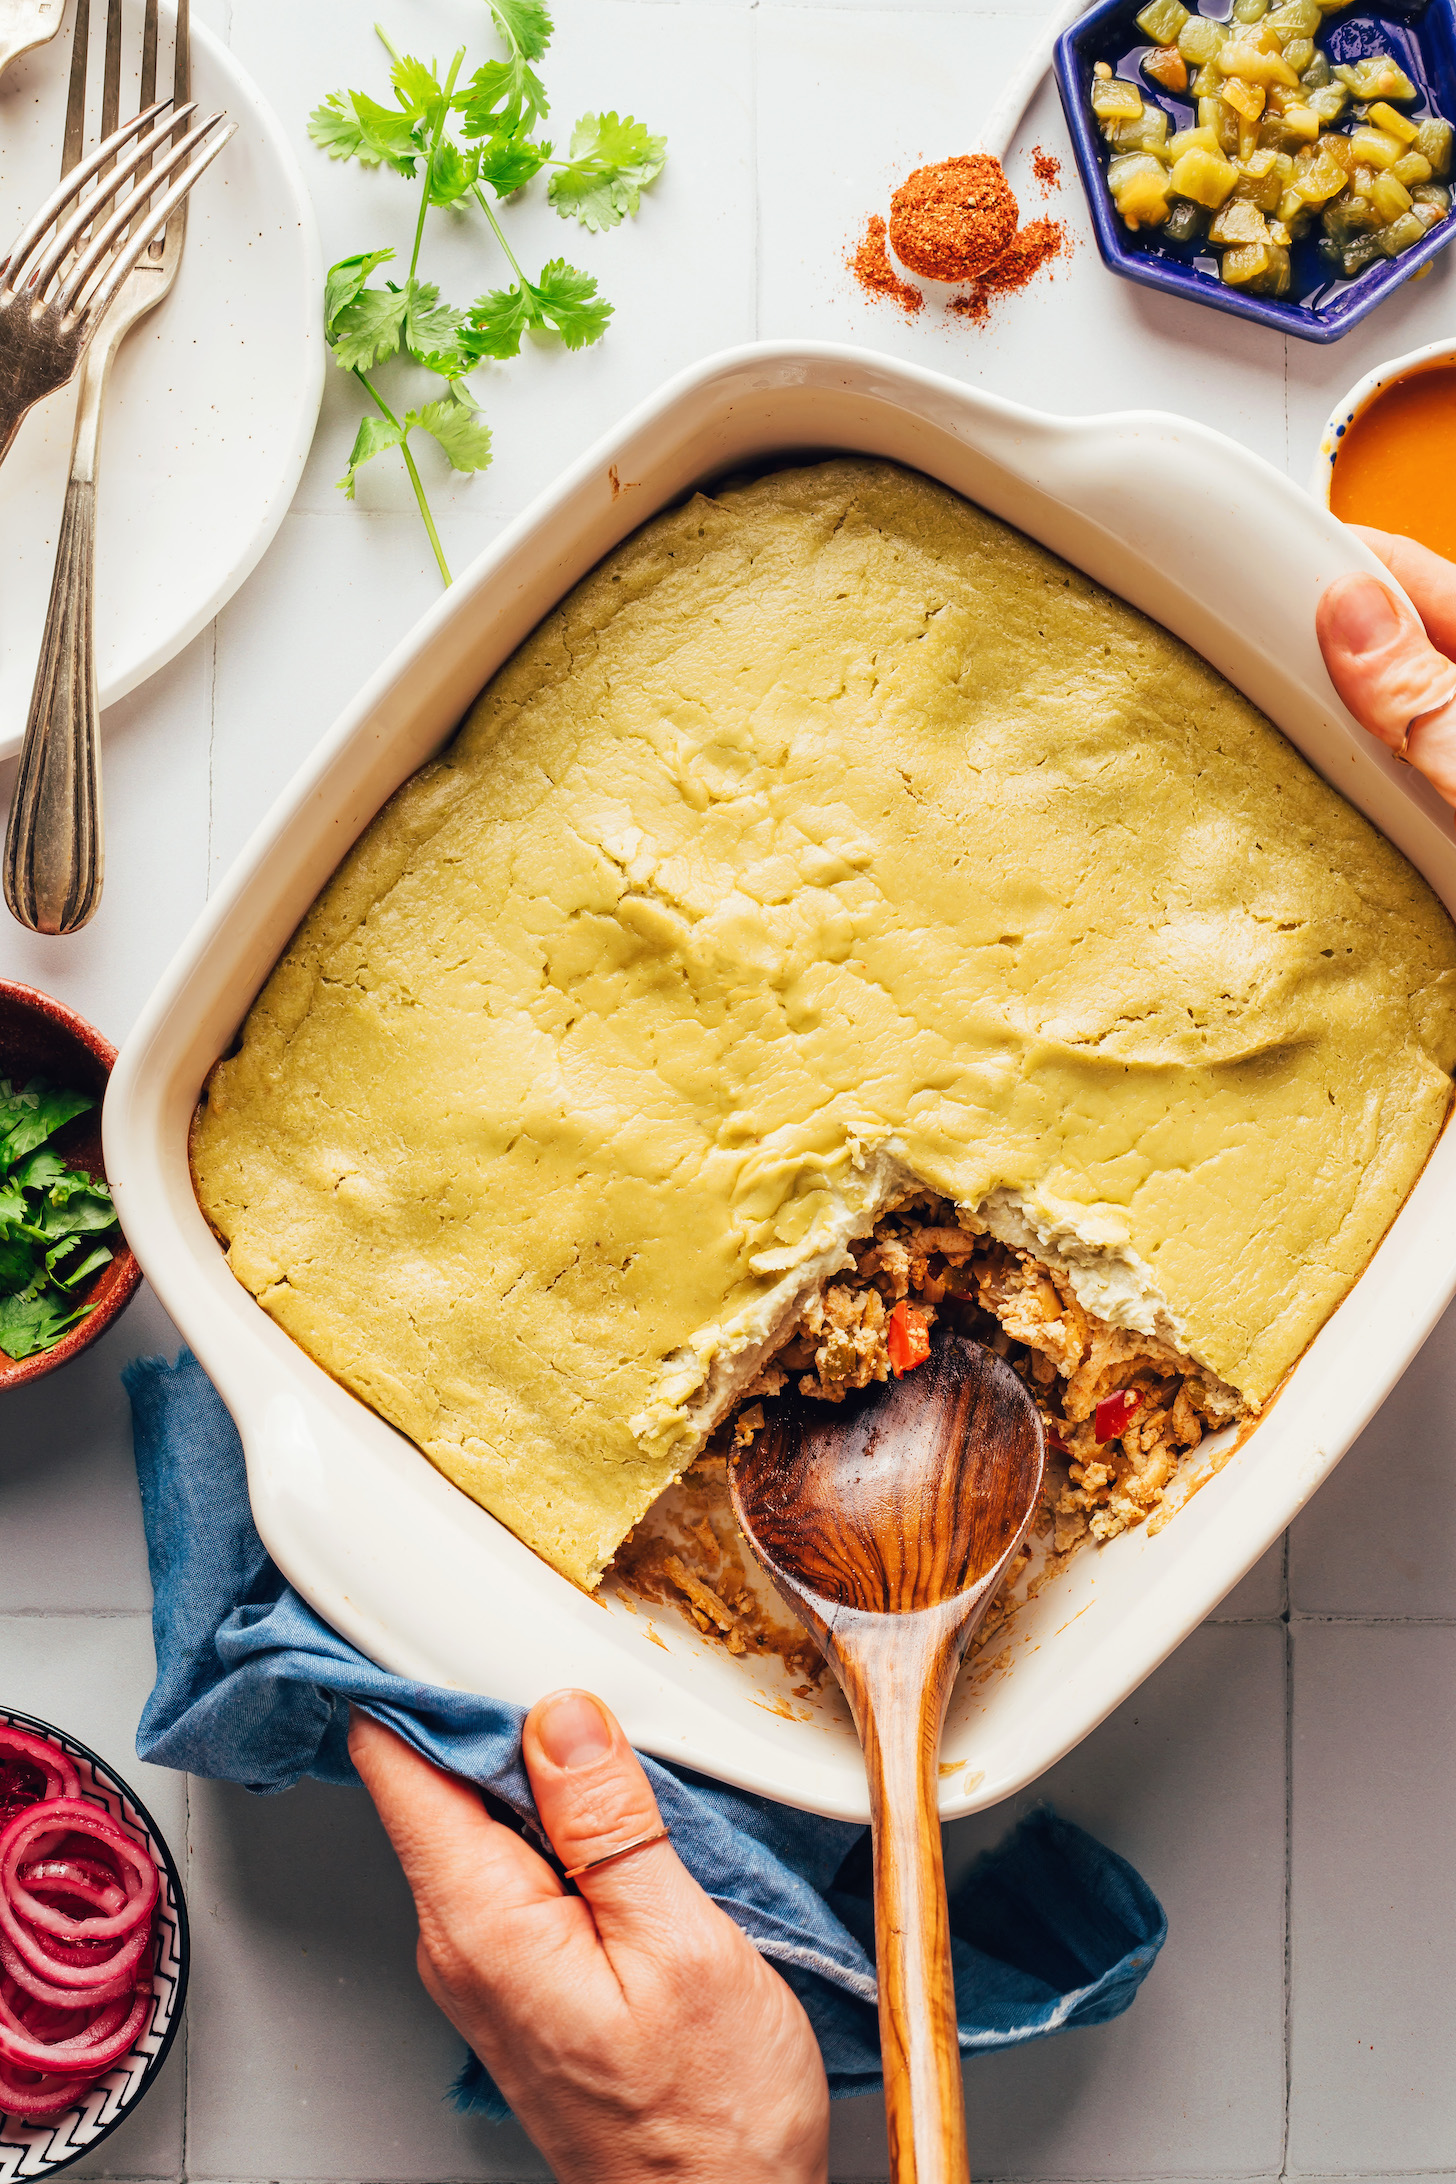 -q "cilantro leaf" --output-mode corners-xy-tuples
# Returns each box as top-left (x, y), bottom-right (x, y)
(39, 1184), (118, 1242)
(405, 281), (466, 358)
(309, 89), (421, 174)
(462, 280), (534, 360)
(0, 1289), (91, 1362)
(324, 248), (397, 336)
(349, 90), (423, 174)
(9, 1148), (66, 1194)
(52, 1243), (113, 1291)
(464, 258), (611, 358)
(489, 0), (553, 63)
(338, 413), (406, 499)
(428, 139), (480, 208)
(390, 51), (445, 121)
(0, 1081), (94, 1168)
(530, 258), (612, 346)
(408, 391), (494, 473)
(329, 283), (412, 371)
(547, 110), (666, 230)
(475, 131), (552, 197)
(455, 56), (549, 139)
(308, 92), (371, 164)
(0, 1077), (119, 1356)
